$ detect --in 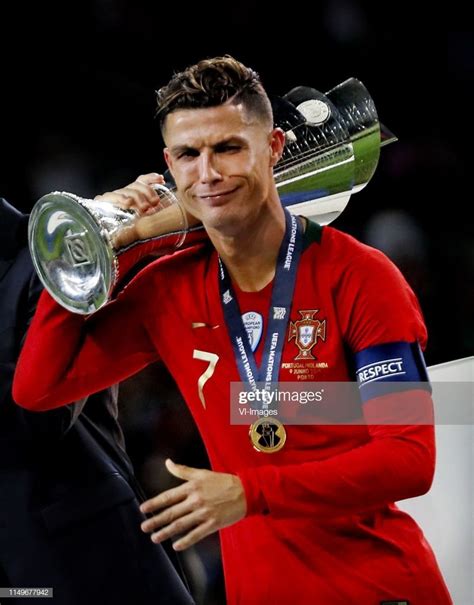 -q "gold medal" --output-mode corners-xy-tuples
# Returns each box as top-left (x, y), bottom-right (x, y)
(249, 418), (286, 453)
